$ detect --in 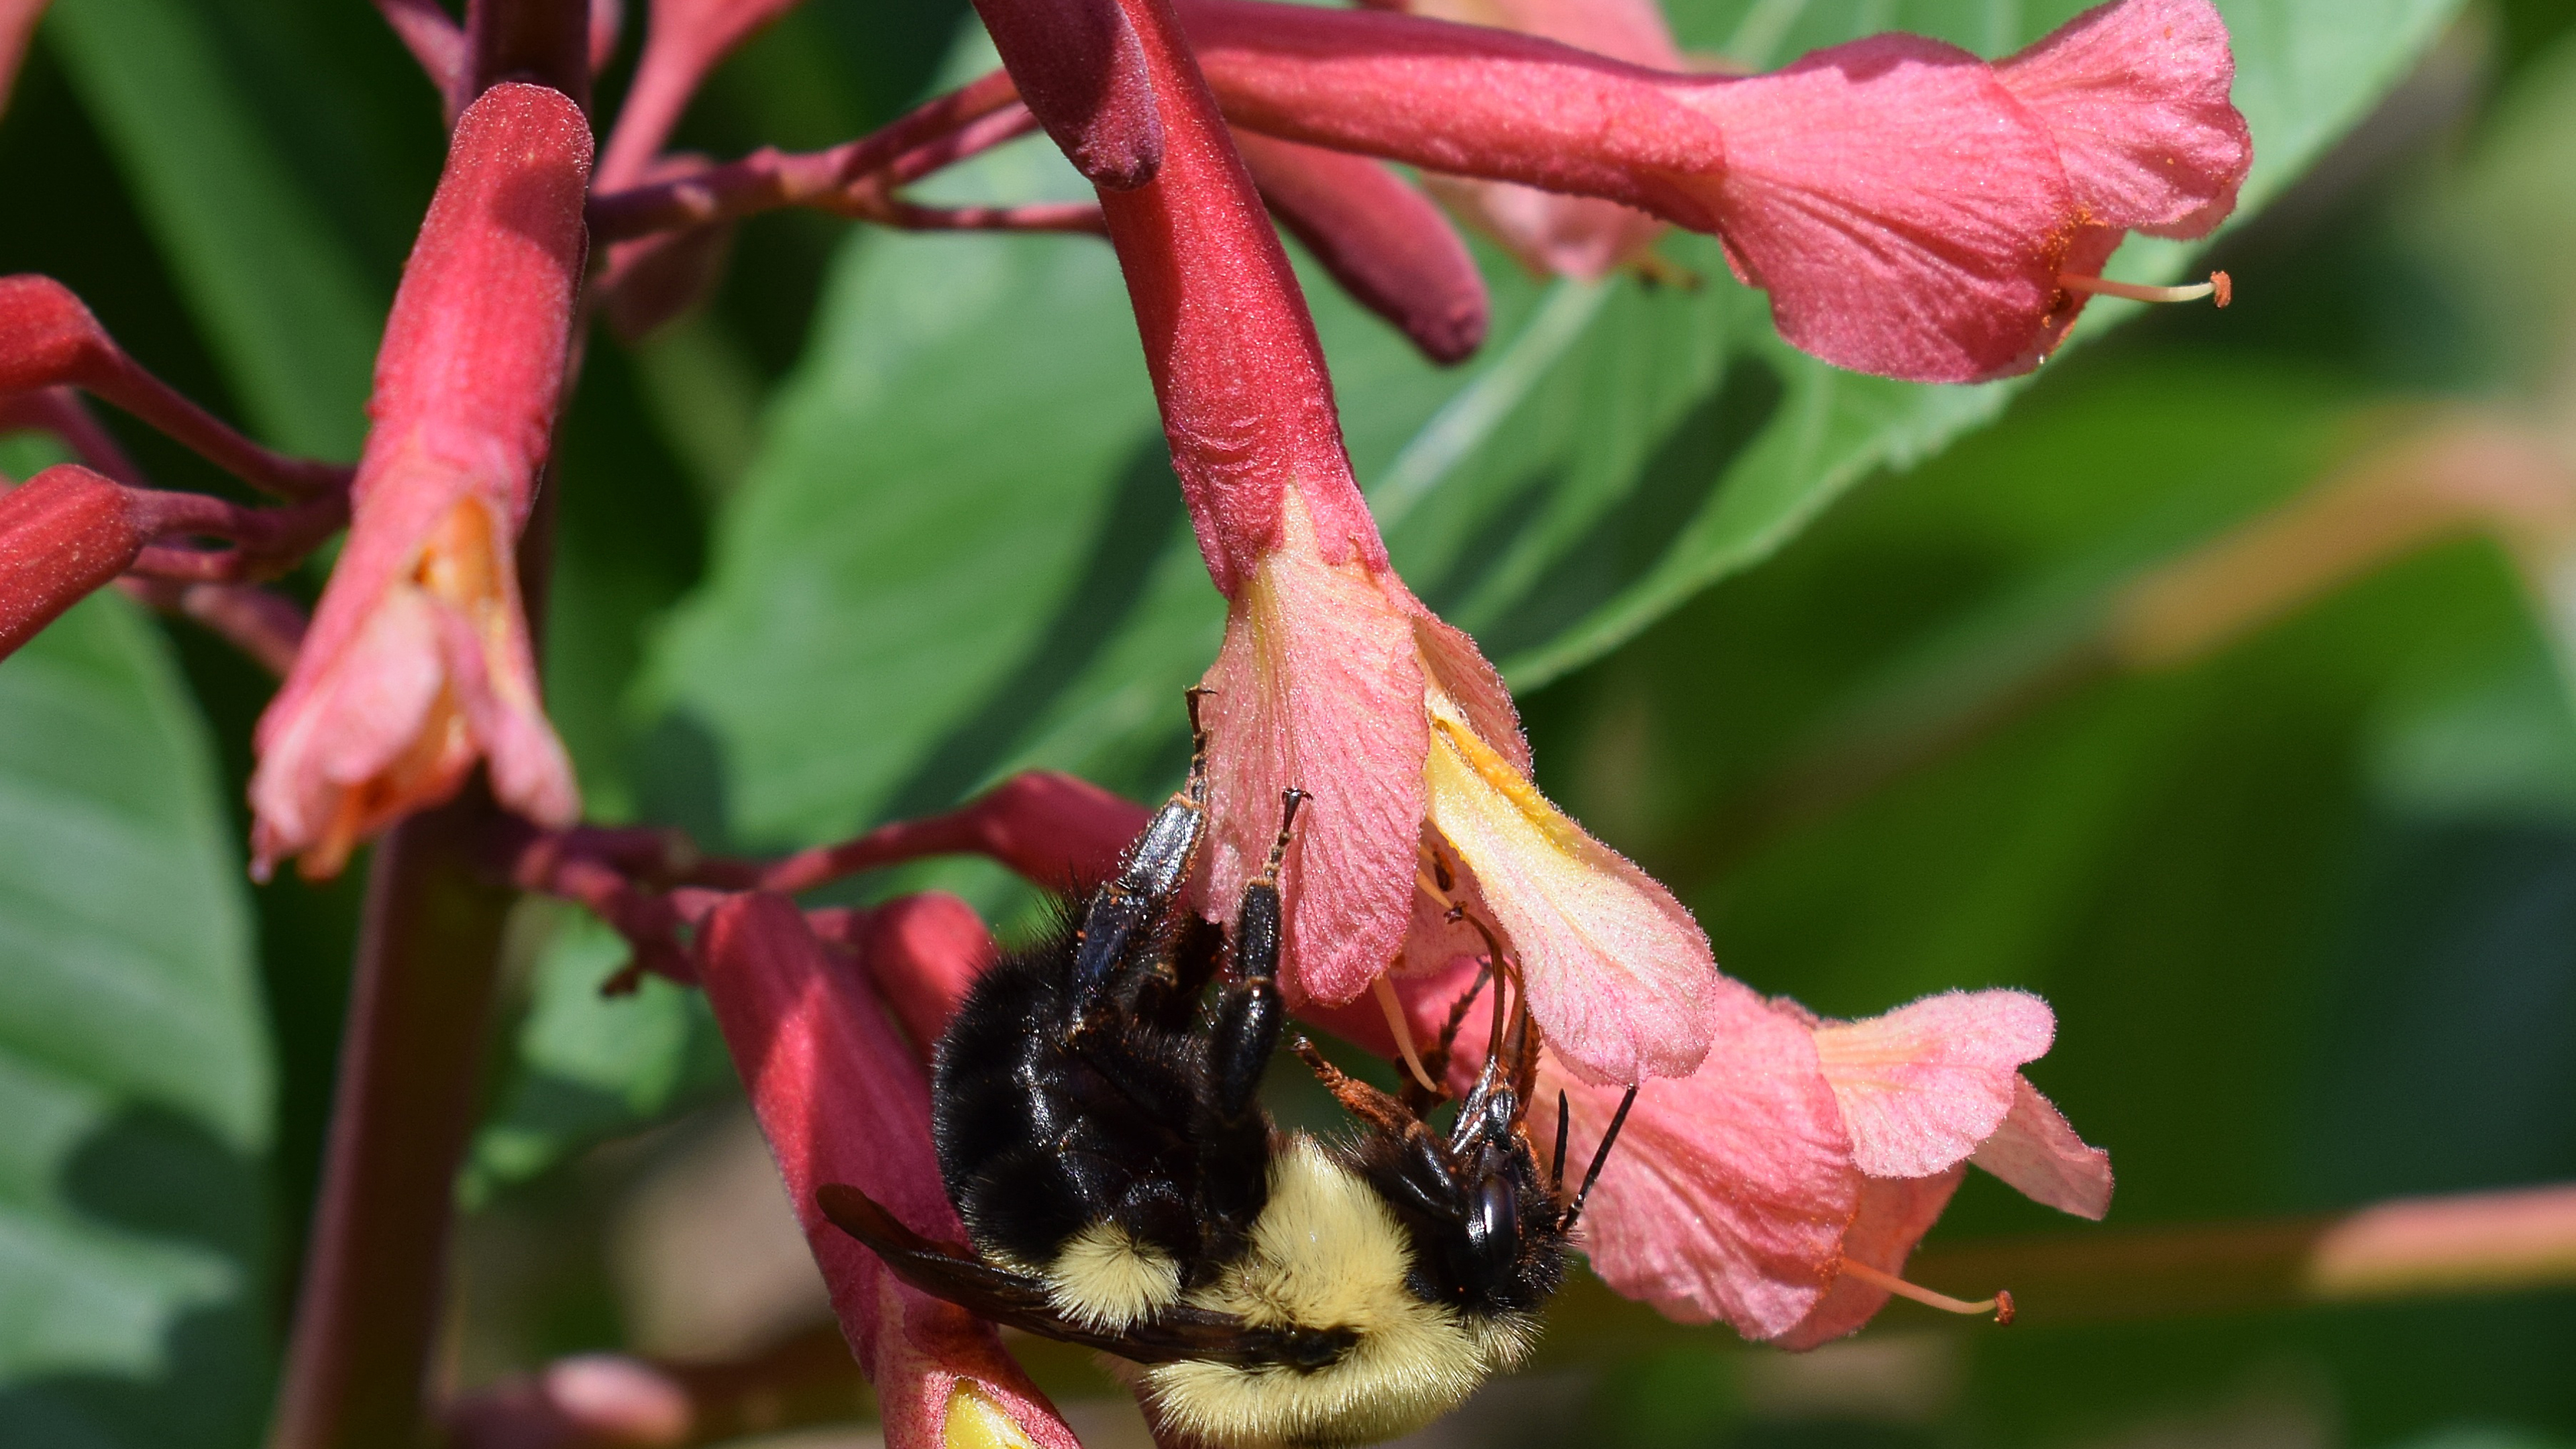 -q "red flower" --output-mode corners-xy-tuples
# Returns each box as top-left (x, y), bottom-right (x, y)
(1075, 0), (1717, 1085)
(250, 83), (590, 878)
(1180, 0), (2251, 381)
